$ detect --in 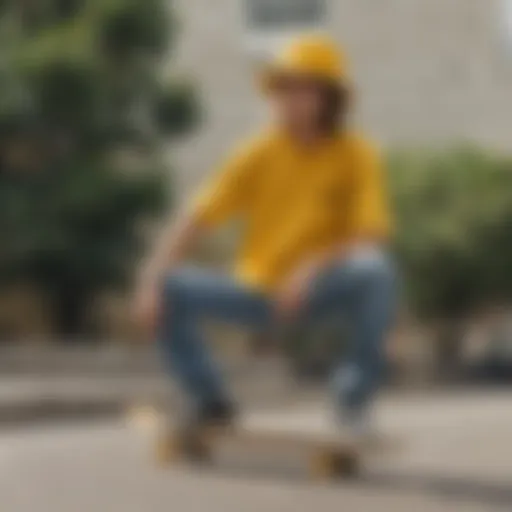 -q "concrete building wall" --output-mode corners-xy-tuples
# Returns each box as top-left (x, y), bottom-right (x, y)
(172, 0), (512, 198)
